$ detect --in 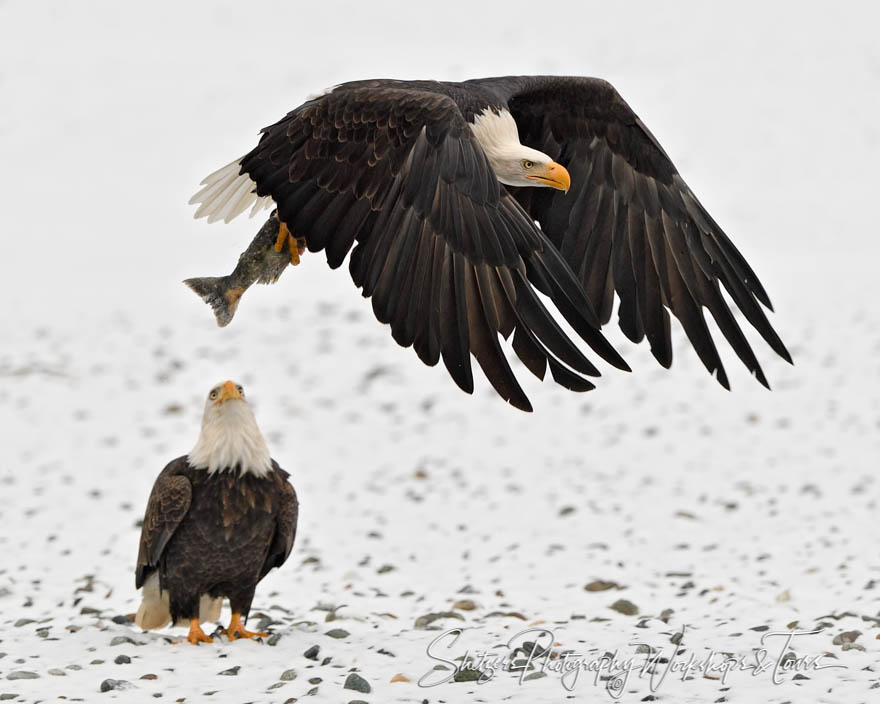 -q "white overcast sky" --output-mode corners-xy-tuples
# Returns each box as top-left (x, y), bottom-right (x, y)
(0, 1), (877, 322)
